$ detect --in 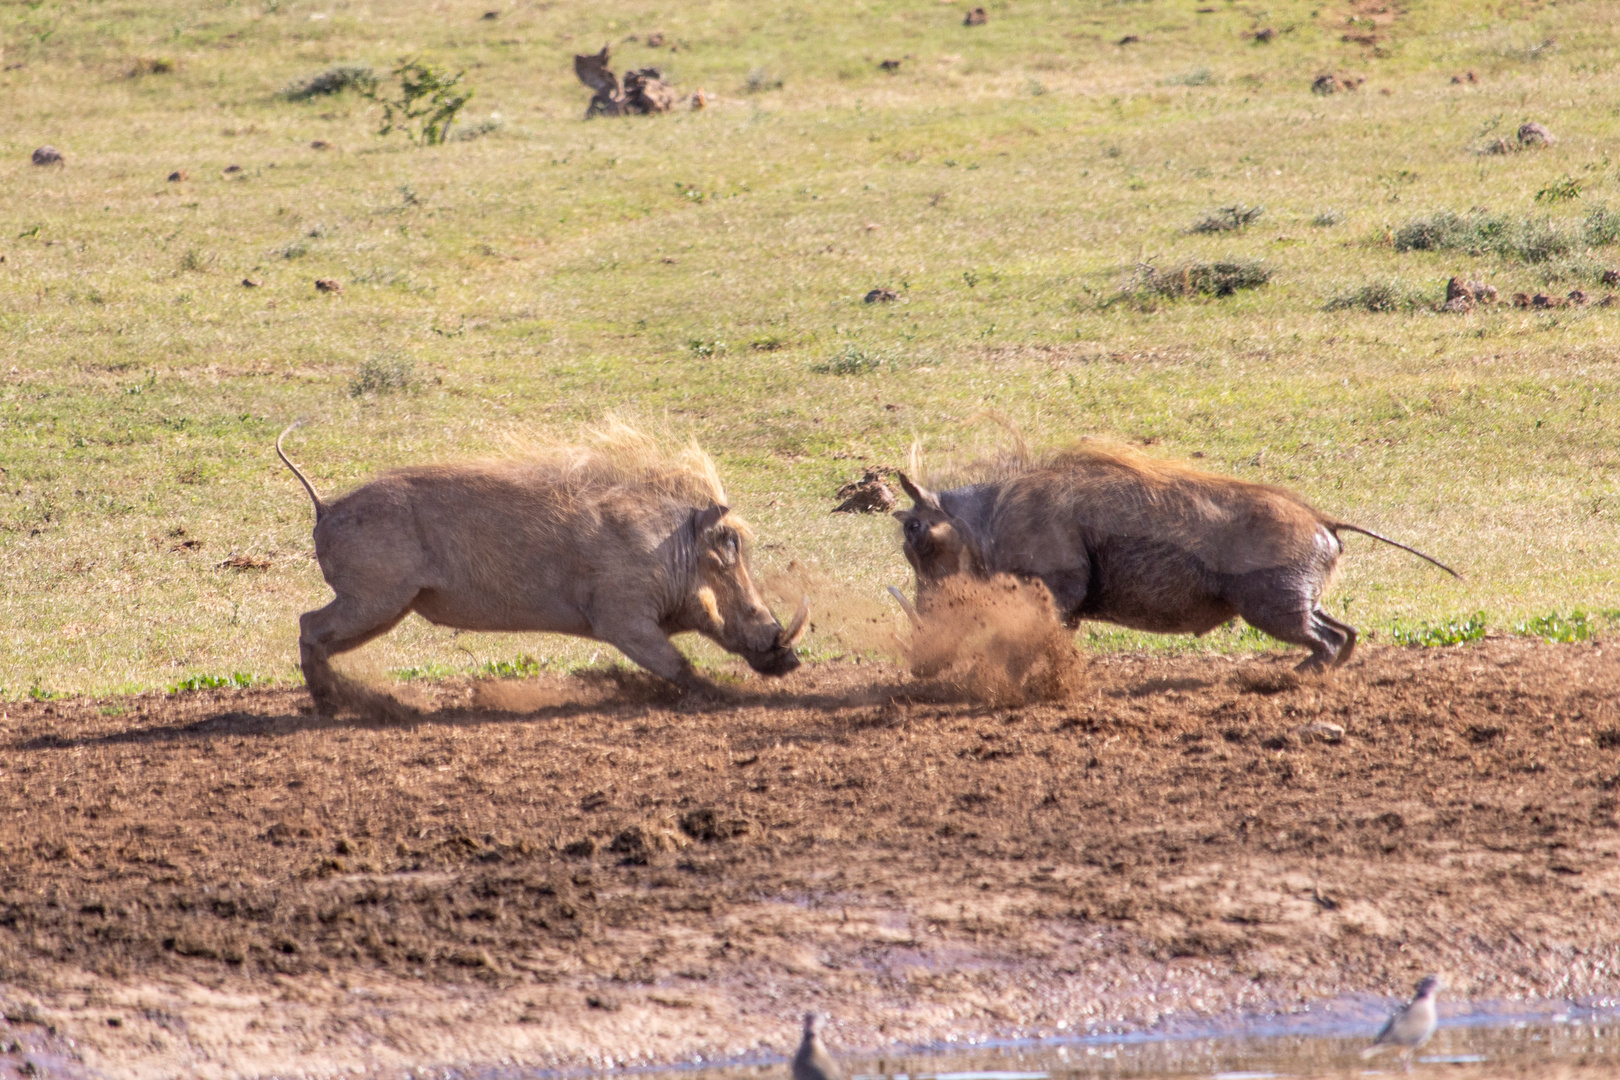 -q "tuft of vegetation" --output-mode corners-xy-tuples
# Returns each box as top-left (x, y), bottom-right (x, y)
(1391, 210), (1617, 263)
(1137, 260), (1271, 298)
(480, 654), (543, 679)
(687, 338), (727, 357)
(1535, 175), (1583, 204)
(1584, 204), (1620, 247)
(369, 60), (473, 146)
(454, 115), (501, 141)
(1511, 609), (1614, 643)
(348, 357), (416, 396)
(283, 64), (377, 101)
(1388, 611), (1488, 647)
(1161, 67), (1215, 87)
(812, 344), (886, 374)
(1312, 209), (1344, 227)
(1324, 280), (1425, 313)
(170, 672), (264, 692)
(744, 67), (783, 93)
(1190, 205), (1264, 233)
(392, 662), (459, 682)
